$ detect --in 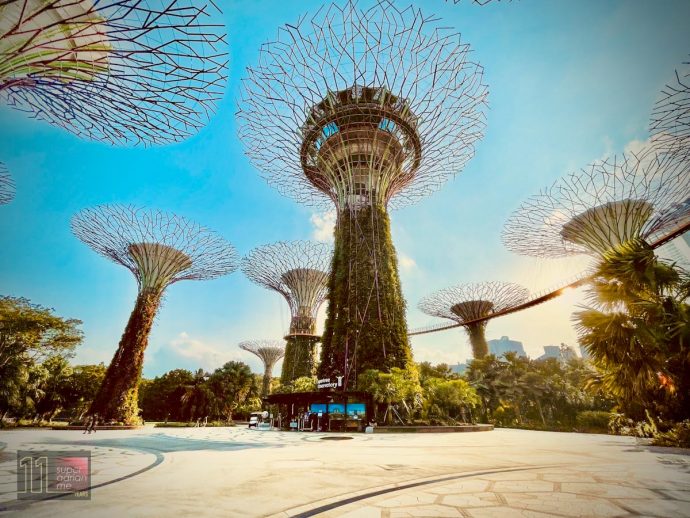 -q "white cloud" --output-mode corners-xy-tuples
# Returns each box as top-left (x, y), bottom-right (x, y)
(399, 254), (417, 272)
(144, 331), (278, 377)
(310, 210), (336, 242)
